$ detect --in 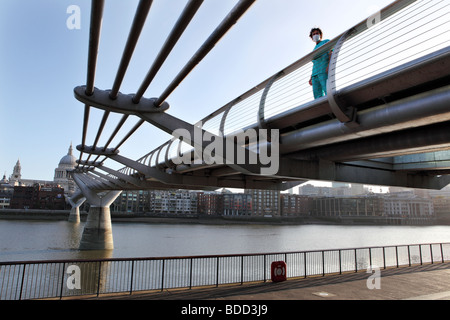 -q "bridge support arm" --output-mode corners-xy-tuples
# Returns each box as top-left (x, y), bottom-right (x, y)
(74, 86), (276, 177)
(66, 191), (86, 223)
